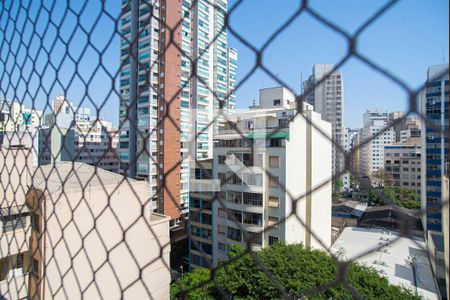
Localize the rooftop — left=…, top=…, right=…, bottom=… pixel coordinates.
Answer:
left=332, top=227, right=439, bottom=300
left=32, top=162, right=134, bottom=194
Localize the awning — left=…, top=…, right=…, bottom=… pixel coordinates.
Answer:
left=247, top=131, right=289, bottom=140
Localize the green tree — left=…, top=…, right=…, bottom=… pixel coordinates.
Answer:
left=170, top=268, right=216, bottom=299
left=382, top=187, right=420, bottom=210
left=171, top=244, right=421, bottom=299
left=333, top=178, right=344, bottom=194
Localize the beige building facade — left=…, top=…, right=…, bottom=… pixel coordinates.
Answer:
left=384, top=144, right=422, bottom=197
left=0, top=146, right=33, bottom=299
left=27, top=162, right=170, bottom=299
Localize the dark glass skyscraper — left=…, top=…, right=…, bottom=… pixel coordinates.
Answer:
left=421, top=64, right=449, bottom=232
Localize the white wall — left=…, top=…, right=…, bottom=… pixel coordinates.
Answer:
left=259, top=87, right=295, bottom=109
left=307, top=110, right=332, bottom=249
left=38, top=180, right=170, bottom=300
left=284, top=113, right=307, bottom=245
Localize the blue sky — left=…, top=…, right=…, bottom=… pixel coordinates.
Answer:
left=0, top=0, right=448, bottom=128
left=227, top=0, right=449, bottom=127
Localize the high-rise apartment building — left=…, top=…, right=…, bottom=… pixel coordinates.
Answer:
left=342, top=128, right=358, bottom=191
left=388, top=111, right=421, bottom=144
left=118, top=0, right=237, bottom=221
left=303, top=64, right=345, bottom=176
left=421, top=64, right=449, bottom=232
left=188, top=87, right=332, bottom=268
left=360, top=109, right=395, bottom=182
left=384, top=144, right=422, bottom=197
left=351, top=128, right=363, bottom=178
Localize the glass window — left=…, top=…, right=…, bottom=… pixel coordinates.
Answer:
left=269, top=236, right=279, bottom=246
left=269, top=176, right=279, bottom=188
left=218, top=208, right=227, bottom=218
left=268, top=196, right=279, bottom=208
left=243, top=212, right=262, bottom=226
left=243, top=193, right=263, bottom=206
left=218, top=242, right=226, bottom=252
left=2, top=216, right=26, bottom=232
left=218, top=155, right=226, bottom=164
left=218, top=225, right=226, bottom=234
left=227, top=227, right=241, bottom=242
left=269, top=156, right=279, bottom=168
left=268, top=216, right=279, bottom=228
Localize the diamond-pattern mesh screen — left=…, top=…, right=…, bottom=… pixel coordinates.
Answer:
left=0, top=0, right=448, bottom=299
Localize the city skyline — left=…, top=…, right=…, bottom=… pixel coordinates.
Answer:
left=0, top=1, right=448, bottom=299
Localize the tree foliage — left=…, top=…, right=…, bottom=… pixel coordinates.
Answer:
left=333, top=178, right=344, bottom=193
left=171, top=243, right=421, bottom=299
left=382, top=187, right=420, bottom=209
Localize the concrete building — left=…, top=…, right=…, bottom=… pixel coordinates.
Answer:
left=44, top=96, right=91, bottom=128
left=27, top=162, right=170, bottom=299
left=189, top=159, right=216, bottom=269
left=427, top=231, right=447, bottom=299
left=443, top=175, right=449, bottom=299
left=360, top=109, right=395, bottom=182
left=118, top=0, right=237, bottom=221
left=0, top=100, right=43, bottom=132
left=0, top=146, right=33, bottom=299
left=384, top=144, right=422, bottom=197
left=39, top=121, right=119, bottom=173
left=351, top=128, right=363, bottom=178
left=421, top=63, right=449, bottom=232
left=205, top=87, right=332, bottom=267
left=332, top=227, right=439, bottom=300
left=40, top=98, right=119, bottom=173
left=0, top=100, right=43, bottom=166
left=303, top=64, right=345, bottom=176
left=342, top=128, right=358, bottom=191
left=388, top=111, right=421, bottom=144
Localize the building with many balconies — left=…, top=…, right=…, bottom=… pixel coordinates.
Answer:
left=196, top=87, right=332, bottom=268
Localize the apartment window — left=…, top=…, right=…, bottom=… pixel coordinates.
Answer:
left=248, top=232, right=262, bottom=245
left=269, top=156, right=279, bottom=168
left=243, top=173, right=263, bottom=186
left=31, top=258, right=39, bottom=275
left=268, top=216, right=279, bottom=228
left=243, top=212, right=262, bottom=226
left=2, top=216, right=26, bottom=232
left=218, top=155, right=226, bottom=164
left=218, top=242, right=226, bottom=252
left=268, top=196, right=279, bottom=208
left=12, top=254, right=22, bottom=269
left=273, top=99, right=281, bottom=106
left=218, top=208, right=227, bottom=218
left=228, top=209, right=242, bottom=223
left=269, top=176, right=279, bottom=188
left=218, top=225, right=226, bottom=235
left=227, top=227, right=241, bottom=242
left=218, top=172, right=227, bottom=184
left=228, top=191, right=242, bottom=204
left=243, top=193, right=263, bottom=206
left=269, top=236, right=279, bottom=246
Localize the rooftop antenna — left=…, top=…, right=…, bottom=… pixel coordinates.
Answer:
left=442, top=48, right=446, bottom=63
